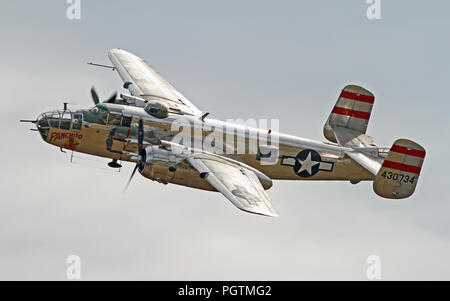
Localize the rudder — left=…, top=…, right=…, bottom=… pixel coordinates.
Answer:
left=324, top=85, right=375, bottom=145
left=373, top=139, right=426, bottom=199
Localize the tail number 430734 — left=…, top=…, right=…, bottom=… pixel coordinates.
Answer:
left=381, top=171, right=415, bottom=184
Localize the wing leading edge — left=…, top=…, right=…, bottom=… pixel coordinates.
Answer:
left=108, top=48, right=203, bottom=116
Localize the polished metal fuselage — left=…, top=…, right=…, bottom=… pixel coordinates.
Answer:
left=38, top=103, right=376, bottom=191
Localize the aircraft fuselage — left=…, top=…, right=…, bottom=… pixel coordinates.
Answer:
left=36, top=102, right=378, bottom=191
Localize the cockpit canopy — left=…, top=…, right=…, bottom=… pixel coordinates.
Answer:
left=37, top=110, right=83, bottom=131
left=88, top=105, right=132, bottom=126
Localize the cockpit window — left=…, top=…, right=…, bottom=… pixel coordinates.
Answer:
left=108, top=113, right=121, bottom=126
left=60, top=112, right=71, bottom=130
left=47, top=111, right=60, bottom=128
left=73, top=113, right=83, bottom=130
left=99, top=111, right=108, bottom=124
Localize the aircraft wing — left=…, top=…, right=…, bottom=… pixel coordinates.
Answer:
left=187, top=156, right=278, bottom=217
left=108, top=48, right=203, bottom=116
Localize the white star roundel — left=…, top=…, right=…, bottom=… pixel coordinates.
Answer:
left=280, top=149, right=334, bottom=178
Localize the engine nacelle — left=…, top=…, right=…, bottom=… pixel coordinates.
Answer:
left=138, top=145, right=186, bottom=184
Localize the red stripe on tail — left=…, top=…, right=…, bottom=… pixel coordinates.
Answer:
left=340, top=90, right=375, bottom=104
left=390, top=145, right=426, bottom=158
left=332, top=107, right=371, bottom=120
left=382, top=160, right=421, bottom=174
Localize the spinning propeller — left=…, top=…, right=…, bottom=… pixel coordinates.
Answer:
left=124, top=117, right=145, bottom=191
left=90, top=86, right=118, bottom=105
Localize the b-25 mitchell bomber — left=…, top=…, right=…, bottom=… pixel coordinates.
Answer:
left=21, top=49, right=426, bottom=217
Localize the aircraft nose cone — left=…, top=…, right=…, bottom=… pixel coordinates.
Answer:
left=36, top=113, right=50, bottom=140
left=36, top=113, right=49, bottom=128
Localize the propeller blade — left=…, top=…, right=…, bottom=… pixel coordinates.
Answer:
left=104, top=91, right=117, bottom=103
left=138, top=117, right=144, bottom=151
left=124, top=164, right=139, bottom=192
left=90, top=87, right=100, bottom=104
left=124, top=117, right=145, bottom=192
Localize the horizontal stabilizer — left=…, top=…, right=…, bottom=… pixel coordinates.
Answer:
left=345, top=151, right=382, bottom=176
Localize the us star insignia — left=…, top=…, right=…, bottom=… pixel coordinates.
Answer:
left=281, top=149, right=334, bottom=177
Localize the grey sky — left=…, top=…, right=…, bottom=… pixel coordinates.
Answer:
left=1, top=0, right=449, bottom=280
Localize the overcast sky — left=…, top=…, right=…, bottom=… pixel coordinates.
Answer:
left=1, top=0, right=449, bottom=280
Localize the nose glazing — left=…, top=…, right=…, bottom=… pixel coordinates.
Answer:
left=36, top=113, right=49, bottom=128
